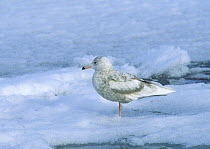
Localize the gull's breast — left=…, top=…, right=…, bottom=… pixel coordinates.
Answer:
left=92, top=71, right=128, bottom=103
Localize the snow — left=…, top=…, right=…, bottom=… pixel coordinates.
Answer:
left=73, top=47, right=191, bottom=79
left=0, top=0, right=210, bottom=148
left=135, top=46, right=191, bottom=78
left=0, top=0, right=210, bottom=77
left=0, top=68, right=92, bottom=97
left=0, top=68, right=210, bottom=149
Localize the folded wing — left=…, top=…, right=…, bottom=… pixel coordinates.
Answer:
left=108, top=71, right=175, bottom=100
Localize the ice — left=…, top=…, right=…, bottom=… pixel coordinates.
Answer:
left=0, top=68, right=209, bottom=149
left=0, top=0, right=210, bottom=148
left=0, top=68, right=92, bottom=97
left=73, top=55, right=97, bottom=67
left=0, top=0, right=210, bottom=77
left=74, top=47, right=191, bottom=79
left=135, top=46, right=191, bottom=78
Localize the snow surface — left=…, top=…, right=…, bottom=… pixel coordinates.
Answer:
left=0, top=0, right=210, bottom=77
left=0, top=0, right=210, bottom=149
left=0, top=67, right=210, bottom=149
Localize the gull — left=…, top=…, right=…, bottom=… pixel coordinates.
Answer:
left=82, top=56, right=175, bottom=116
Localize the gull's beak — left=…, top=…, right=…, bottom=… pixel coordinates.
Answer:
left=82, top=65, right=92, bottom=70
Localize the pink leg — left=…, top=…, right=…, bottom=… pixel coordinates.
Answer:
left=119, top=102, right=122, bottom=116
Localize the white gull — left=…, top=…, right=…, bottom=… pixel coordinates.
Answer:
left=82, top=56, right=175, bottom=116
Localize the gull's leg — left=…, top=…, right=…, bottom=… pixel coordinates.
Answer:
left=119, top=102, right=122, bottom=116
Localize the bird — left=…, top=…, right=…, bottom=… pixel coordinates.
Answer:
left=82, top=56, right=175, bottom=116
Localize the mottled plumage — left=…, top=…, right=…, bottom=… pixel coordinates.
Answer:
left=82, top=56, right=175, bottom=116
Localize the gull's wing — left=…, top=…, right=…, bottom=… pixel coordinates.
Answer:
left=108, top=71, right=144, bottom=94
left=108, top=71, right=174, bottom=100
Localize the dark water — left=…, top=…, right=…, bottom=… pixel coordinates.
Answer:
left=153, top=61, right=210, bottom=85
left=55, top=143, right=210, bottom=149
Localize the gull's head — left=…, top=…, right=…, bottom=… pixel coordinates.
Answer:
left=82, top=56, right=113, bottom=71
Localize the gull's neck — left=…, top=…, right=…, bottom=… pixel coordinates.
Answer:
left=95, top=68, right=113, bottom=73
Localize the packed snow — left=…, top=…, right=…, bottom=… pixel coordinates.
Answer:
left=0, top=0, right=210, bottom=149
left=0, top=67, right=210, bottom=149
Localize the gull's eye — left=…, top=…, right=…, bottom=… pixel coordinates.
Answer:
left=94, top=61, right=97, bottom=64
